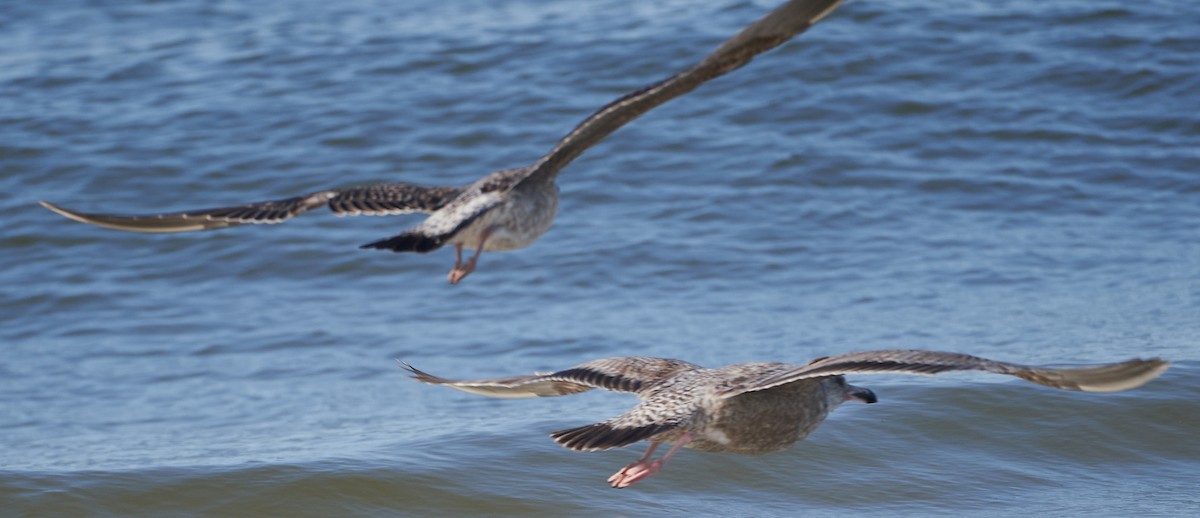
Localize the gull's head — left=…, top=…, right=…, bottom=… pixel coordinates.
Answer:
left=846, top=383, right=877, bottom=404
left=824, top=375, right=878, bottom=406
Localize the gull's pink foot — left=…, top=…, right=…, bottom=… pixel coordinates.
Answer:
left=608, top=460, right=663, bottom=488
left=605, top=433, right=691, bottom=489
left=447, top=232, right=490, bottom=285
left=448, top=262, right=475, bottom=284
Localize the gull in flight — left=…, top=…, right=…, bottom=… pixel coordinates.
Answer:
left=403, top=350, right=1170, bottom=488
left=40, top=0, right=846, bottom=284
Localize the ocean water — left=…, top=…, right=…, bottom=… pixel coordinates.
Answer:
left=2, top=0, right=1198, bottom=515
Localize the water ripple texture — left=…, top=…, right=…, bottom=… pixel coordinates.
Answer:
left=2, top=0, right=1198, bottom=515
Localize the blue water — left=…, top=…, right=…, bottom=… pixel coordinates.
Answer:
left=2, top=0, right=1198, bottom=515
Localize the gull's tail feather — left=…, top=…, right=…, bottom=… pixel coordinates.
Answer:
left=360, top=233, right=443, bottom=253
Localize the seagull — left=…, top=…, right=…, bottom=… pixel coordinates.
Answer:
left=402, top=350, right=1170, bottom=488
left=39, top=0, right=846, bottom=284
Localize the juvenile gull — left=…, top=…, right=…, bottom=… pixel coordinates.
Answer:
left=39, top=0, right=845, bottom=284
left=403, top=350, right=1170, bottom=488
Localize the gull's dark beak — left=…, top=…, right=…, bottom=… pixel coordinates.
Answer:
left=847, top=385, right=877, bottom=404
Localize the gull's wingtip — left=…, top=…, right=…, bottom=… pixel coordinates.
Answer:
left=39, top=200, right=95, bottom=225
left=40, top=200, right=71, bottom=216
left=395, top=359, right=418, bottom=374
left=36, top=199, right=224, bottom=233
left=812, top=0, right=846, bottom=25
left=1069, top=356, right=1172, bottom=393
left=396, top=360, right=445, bottom=384
left=1132, top=357, right=1172, bottom=388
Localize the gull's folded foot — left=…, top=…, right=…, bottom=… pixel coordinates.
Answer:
left=605, top=433, right=691, bottom=489
left=608, top=460, right=663, bottom=489
left=447, top=263, right=475, bottom=285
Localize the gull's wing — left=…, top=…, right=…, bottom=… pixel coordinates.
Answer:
left=720, top=349, right=1171, bottom=398
left=39, top=183, right=465, bottom=234
left=401, top=356, right=702, bottom=399
left=550, top=395, right=694, bottom=452
left=516, top=0, right=844, bottom=187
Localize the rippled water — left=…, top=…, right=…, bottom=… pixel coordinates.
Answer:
left=3, top=0, right=1198, bottom=515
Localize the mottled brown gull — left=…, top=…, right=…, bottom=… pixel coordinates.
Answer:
left=39, top=0, right=845, bottom=284
left=402, top=350, right=1170, bottom=488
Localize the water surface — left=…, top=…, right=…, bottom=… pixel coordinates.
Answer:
left=2, top=0, right=1198, bottom=515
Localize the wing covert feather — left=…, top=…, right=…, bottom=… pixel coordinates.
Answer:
left=401, top=356, right=701, bottom=399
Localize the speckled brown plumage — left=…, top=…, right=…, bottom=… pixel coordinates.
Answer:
left=403, top=350, right=1170, bottom=488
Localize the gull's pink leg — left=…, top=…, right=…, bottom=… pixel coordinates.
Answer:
left=451, top=244, right=464, bottom=269
left=448, top=231, right=491, bottom=285
left=608, top=433, right=692, bottom=489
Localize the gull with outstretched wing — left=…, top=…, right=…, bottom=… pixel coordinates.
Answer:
left=41, top=0, right=845, bottom=284
left=404, top=350, right=1170, bottom=488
